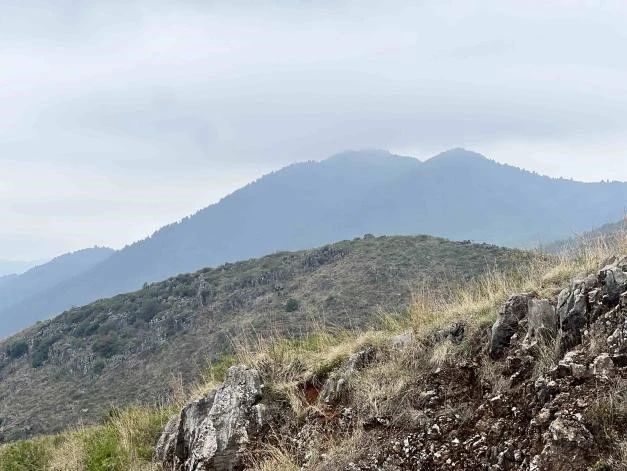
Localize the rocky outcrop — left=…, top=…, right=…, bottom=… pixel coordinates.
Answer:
left=490, top=293, right=534, bottom=358
left=491, top=257, right=627, bottom=359
left=156, top=365, right=264, bottom=471
left=348, top=258, right=627, bottom=469
left=156, top=257, right=627, bottom=470
left=523, top=298, right=557, bottom=349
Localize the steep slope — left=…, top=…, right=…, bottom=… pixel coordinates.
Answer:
left=0, top=235, right=526, bottom=441
left=156, top=249, right=627, bottom=471
left=0, top=247, right=114, bottom=338
left=2, top=148, right=627, bottom=328
left=3, top=234, right=626, bottom=470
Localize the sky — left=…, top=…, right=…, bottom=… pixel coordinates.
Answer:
left=2, top=0, right=627, bottom=261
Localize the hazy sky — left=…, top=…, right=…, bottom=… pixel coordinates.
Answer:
left=2, top=0, right=627, bottom=261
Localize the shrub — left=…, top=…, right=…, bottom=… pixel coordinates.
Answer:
left=93, top=359, right=106, bottom=375
left=6, top=340, right=28, bottom=359
left=207, top=354, right=237, bottom=383
left=74, top=319, right=99, bottom=338
left=173, top=285, right=195, bottom=297
left=31, top=335, right=61, bottom=368
left=92, top=334, right=123, bottom=359
left=83, top=426, right=124, bottom=471
left=285, top=298, right=299, bottom=312
left=136, top=298, right=160, bottom=322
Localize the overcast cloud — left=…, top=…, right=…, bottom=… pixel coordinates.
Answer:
left=2, top=0, right=627, bottom=260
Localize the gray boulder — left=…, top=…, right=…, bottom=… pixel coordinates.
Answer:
left=592, top=353, right=615, bottom=378
left=557, top=280, right=592, bottom=350
left=156, top=365, right=264, bottom=471
left=548, top=416, right=593, bottom=449
left=523, top=298, right=557, bottom=349
left=490, top=293, right=534, bottom=358
left=599, top=260, right=627, bottom=304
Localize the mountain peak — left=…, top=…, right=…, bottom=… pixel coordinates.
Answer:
left=426, top=148, right=490, bottom=165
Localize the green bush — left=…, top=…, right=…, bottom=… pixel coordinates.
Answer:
left=6, top=340, right=28, bottom=360
left=74, top=319, right=100, bottom=338
left=93, top=359, right=106, bottom=374
left=285, top=298, right=299, bottom=312
left=207, top=354, right=237, bottom=383
left=83, top=426, right=124, bottom=471
left=31, top=335, right=61, bottom=368
left=173, top=285, right=195, bottom=298
left=92, top=334, right=123, bottom=359
left=0, top=440, right=49, bottom=471
left=136, top=298, right=160, bottom=322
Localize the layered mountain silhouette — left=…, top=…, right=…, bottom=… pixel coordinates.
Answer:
left=0, top=247, right=113, bottom=337
left=0, top=260, right=40, bottom=277
left=1, top=148, right=626, bottom=337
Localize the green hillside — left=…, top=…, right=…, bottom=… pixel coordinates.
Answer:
left=0, top=235, right=526, bottom=442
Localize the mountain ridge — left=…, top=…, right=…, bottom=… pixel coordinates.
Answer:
left=0, top=247, right=114, bottom=338
left=0, top=235, right=526, bottom=441
left=1, top=148, right=626, bottom=337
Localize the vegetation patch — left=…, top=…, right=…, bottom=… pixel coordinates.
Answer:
left=0, top=440, right=49, bottom=471
left=5, top=340, right=28, bottom=360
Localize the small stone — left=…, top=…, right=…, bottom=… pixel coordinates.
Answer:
left=593, top=353, right=614, bottom=377
left=390, top=332, right=413, bottom=350
left=549, top=417, right=593, bottom=449
left=571, top=363, right=588, bottom=379
left=535, top=408, right=552, bottom=426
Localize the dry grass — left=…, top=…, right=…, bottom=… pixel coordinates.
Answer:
left=247, top=443, right=300, bottom=471
left=231, top=229, right=627, bottom=469
left=47, top=429, right=87, bottom=470
left=584, top=381, right=627, bottom=470
left=408, top=230, right=626, bottom=341
left=532, top=334, right=561, bottom=378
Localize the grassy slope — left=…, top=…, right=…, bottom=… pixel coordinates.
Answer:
left=543, top=216, right=626, bottom=254
left=0, top=235, right=525, bottom=443
left=3, top=234, right=625, bottom=470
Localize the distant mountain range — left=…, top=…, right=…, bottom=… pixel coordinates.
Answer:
left=0, top=248, right=114, bottom=337
left=0, top=260, right=42, bottom=277
left=1, top=148, right=626, bottom=337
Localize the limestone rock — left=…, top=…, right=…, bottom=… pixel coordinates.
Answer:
left=599, top=261, right=627, bottom=304
left=592, top=353, right=614, bottom=378
left=390, top=332, right=413, bottom=350
left=557, top=279, right=594, bottom=351
left=156, top=365, right=264, bottom=471
left=523, top=298, right=557, bottom=348
left=490, top=293, right=534, bottom=358
left=548, top=416, right=592, bottom=449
